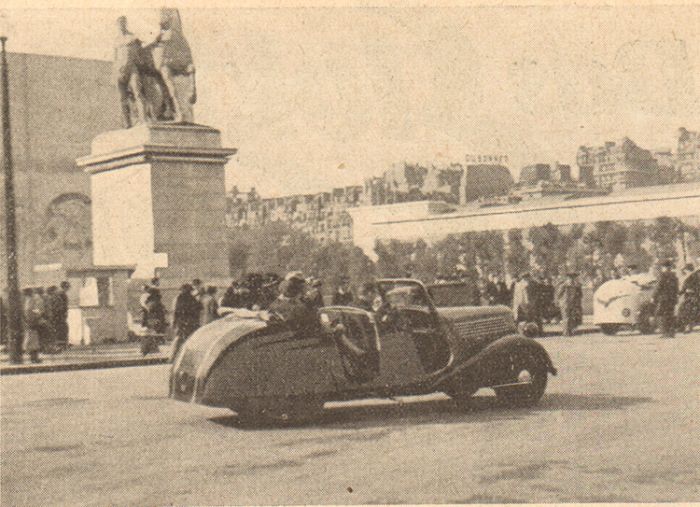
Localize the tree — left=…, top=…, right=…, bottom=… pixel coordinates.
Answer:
left=529, top=223, right=567, bottom=277
left=648, top=217, right=680, bottom=264
left=506, top=229, right=529, bottom=277
left=471, top=231, right=504, bottom=275
left=375, top=239, right=414, bottom=277
left=623, top=222, right=652, bottom=270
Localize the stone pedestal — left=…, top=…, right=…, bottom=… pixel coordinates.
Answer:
left=77, top=123, right=236, bottom=280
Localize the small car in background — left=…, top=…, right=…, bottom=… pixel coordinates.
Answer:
left=593, top=273, right=657, bottom=335
left=170, top=279, right=557, bottom=424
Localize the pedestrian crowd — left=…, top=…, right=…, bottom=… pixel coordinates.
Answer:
left=0, top=282, right=71, bottom=364
left=4, top=259, right=698, bottom=363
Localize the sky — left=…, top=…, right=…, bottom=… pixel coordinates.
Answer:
left=1, top=5, right=699, bottom=196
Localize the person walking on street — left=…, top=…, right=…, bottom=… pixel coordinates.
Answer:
left=171, top=283, right=202, bottom=361
left=529, top=273, right=545, bottom=335
left=23, top=288, right=43, bottom=363
left=557, top=272, right=583, bottom=336
left=141, top=288, right=167, bottom=355
left=653, top=260, right=679, bottom=339
left=512, top=273, right=530, bottom=323
left=33, top=287, right=51, bottom=352
left=677, top=263, right=700, bottom=333
left=495, top=275, right=511, bottom=306
left=45, top=286, right=62, bottom=351
left=56, top=281, right=71, bottom=348
left=191, top=279, right=204, bottom=301
left=200, top=286, right=219, bottom=325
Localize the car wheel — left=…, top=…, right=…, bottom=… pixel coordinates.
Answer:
left=599, top=324, right=619, bottom=336
left=493, top=351, right=548, bottom=407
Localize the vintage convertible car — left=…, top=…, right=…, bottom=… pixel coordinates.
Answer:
left=170, top=279, right=557, bottom=423
left=593, top=273, right=657, bottom=335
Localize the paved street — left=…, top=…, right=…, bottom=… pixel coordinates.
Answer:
left=1, top=331, right=698, bottom=506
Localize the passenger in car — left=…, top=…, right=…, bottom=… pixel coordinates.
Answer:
left=269, top=272, right=316, bottom=332
left=354, top=282, right=378, bottom=312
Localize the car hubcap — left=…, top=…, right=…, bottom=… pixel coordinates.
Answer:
left=517, top=370, right=532, bottom=384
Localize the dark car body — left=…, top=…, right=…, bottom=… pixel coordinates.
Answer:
left=170, top=279, right=557, bottom=423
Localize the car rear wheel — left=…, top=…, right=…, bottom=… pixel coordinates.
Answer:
left=599, top=324, right=619, bottom=336
left=493, top=352, right=548, bottom=407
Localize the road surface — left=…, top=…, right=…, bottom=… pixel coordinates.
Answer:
left=2, top=331, right=698, bottom=505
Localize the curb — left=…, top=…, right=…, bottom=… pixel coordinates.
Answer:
left=0, top=356, right=169, bottom=376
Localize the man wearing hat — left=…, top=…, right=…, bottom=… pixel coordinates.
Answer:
left=332, top=276, right=354, bottom=306
left=652, top=259, right=679, bottom=338
left=171, top=283, right=202, bottom=360
left=303, top=278, right=325, bottom=310
left=269, top=272, right=314, bottom=331
left=678, top=263, right=700, bottom=333
left=557, top=271, right=583, bottom=337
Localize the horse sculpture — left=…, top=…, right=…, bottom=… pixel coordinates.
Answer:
left=114, top=9, right=197, bottom=128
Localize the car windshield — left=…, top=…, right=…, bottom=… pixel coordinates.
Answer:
left=376, top=281, right=430, bottom=308
left=428, top=283, right=475, bottom=307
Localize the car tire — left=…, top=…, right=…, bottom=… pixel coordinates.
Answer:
left=493, top=351, right=548, bottom=407
left=599, top=324, right=619, bottom=336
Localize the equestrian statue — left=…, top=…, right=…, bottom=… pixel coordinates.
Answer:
left=114, top=8, right=197, bottom=128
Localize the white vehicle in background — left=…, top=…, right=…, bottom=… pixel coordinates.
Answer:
left=593, top=273, right=657, bottom=335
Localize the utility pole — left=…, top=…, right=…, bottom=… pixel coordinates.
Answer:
left=1, top=36, right=23, bottom=364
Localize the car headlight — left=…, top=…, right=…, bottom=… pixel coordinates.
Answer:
left=622, top=308, right=631, bottom=318
left=175, top=371, right=195, bottom=395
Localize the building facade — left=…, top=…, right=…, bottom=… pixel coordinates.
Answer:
left=577, top=138, right=660, bottom=191
left=519, top=162, right=572, bottom=185
left=227, top=185, right=361, bottom=244
left=228, top=157, right=515, bottom=241
left=0, top=52, right=120, bottom=287
left=676, top=127, right=700, bottom=182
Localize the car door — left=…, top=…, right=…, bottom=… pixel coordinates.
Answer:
left=321, top=282, right=451, bottom=395
left=371, top=283, right=451, bottom=389
left=319, top=306, right=381, bottom=391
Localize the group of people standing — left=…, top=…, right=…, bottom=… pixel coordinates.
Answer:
left=653, top=260, right=700, bottom=338
left=511, top=271, right=583, bottom=337
left=138, top=278, right=220, bottom=358
left=141, top=260, right=700, bottom=360
left=1, top=282, right=71, bottom=363
left=162, top=273, right=362, bottom=359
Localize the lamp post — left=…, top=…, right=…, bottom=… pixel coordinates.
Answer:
left=1, top=35, right=23, bottom=364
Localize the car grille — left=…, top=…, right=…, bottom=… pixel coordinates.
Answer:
left=451, top=316, right=510, bottom=341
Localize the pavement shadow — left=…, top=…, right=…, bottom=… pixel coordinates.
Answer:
left=534, top=392, right=654, bottom=411
left=209, top=391, right=654, bottom=431
left=209, top=396, right=522, bottom=431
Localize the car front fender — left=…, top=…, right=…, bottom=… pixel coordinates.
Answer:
left=436, top=334, right=557, bottom=389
